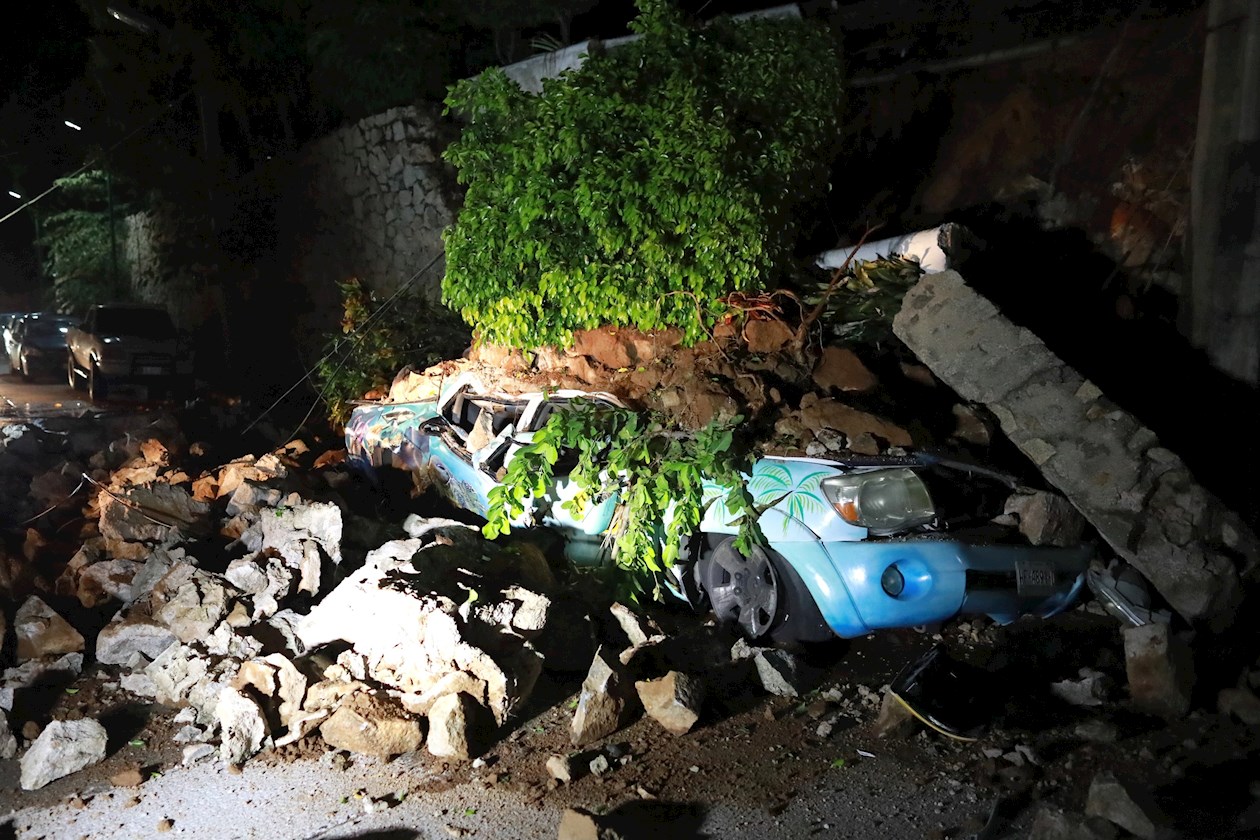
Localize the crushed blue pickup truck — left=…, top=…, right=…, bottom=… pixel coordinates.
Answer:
left=346, top=374, right=1090, bottom=644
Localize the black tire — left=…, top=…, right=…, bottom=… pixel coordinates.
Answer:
left=695, top=538, right=832, bottom=644
left=88, top=362, right=108, bottom=401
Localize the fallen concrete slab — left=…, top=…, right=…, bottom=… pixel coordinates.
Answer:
left=894, top=270, right=1256, bottom=629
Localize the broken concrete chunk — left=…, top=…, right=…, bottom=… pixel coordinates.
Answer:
left=217, top=686, right=270, bottom=765
left=894, top=270, right=1254, bottom=628
left=1084, top=772, right=1167, bottom=840
left=1003, top=489, right=1086, bottom=547
left=571, top=649, right=637, bottom=747
left=319, top=695, right=423, bottom=757
left=14, top=596, right=85, bottom=662
left=20, top=718, right=108, bottom=790
left=225, top=482, right=283, bottom=516
left=1124, top=623, right=1194, bottom=720
left=635, top=671, right=704, bottom=735
left=256, top=500, right=343, bottom=573
left=426, top=692, right=481, bottom=759
left=557, top=807, right=626, bottom=840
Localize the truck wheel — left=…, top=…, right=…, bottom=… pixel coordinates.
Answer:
left=88, top=362, right=108, bottom=401
left=67, top=354, right=84, bottom=390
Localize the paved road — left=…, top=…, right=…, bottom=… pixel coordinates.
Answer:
left=0, top=358, right=93, bottom=419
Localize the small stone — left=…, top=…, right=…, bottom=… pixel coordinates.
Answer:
left=589, top=754, right=610, bottom=777
left=1050, top=668, right=1113, bottom=707
left=558, top=808, right=615, bottom=840
left=110, top=767, right=144, bottom=788
left=874, top=690, right=917, bottom=739
left=813, top=346, right=878, bottom=393
left=570, top=649, right=636, bottom=747
left=546, top=753, right=574, bottom=784
left=22, top=721, right=41, bottom=741
left=182, top=744, right=214, bottom=765
left=157, top=818, right=174, bottom=832
left=427, top=692, right=480, bottom=760
left=320, top=695, right=423, bottom=757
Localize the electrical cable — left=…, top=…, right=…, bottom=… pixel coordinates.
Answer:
left=0, top=88, right=195, bottom=227
left=241, top=250, right=445, bottom=436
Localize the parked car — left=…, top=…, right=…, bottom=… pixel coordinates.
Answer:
left=8, top=312, right=79, bottom=380
left=66, top=303, right=193, bottom=400
left=345, top=376, right=1091, bottom=643
left=1, top=312, right=26, bottom=364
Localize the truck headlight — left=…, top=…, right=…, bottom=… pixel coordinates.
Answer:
left=821, top=469, right=936, bottom=532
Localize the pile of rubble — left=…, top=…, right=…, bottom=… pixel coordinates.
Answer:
left=2, top=414, right=830, bottom=795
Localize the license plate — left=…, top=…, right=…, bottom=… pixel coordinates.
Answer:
left=139, top=366, right=163, bottom=375
left=1016, top=560, right=1057, bottom=596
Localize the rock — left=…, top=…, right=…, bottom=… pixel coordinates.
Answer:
left=874, top=689, right=917, bottom=739
left=98, top=482, right=211, bottom=543
left=951, top=403, right=993, bottom=446
left=893, top=269, right=1254, bottom=628
left=1218, top=687, right=1260, bottom=725
left=250, top=500, right=343, bottom=591
left=1075, top=719, right=1120, bottom=743
left=225, top=482, right=283, bottom=516
left=798, top=394, right=912, bottom=450
left=110, top=767, right=144, bottom=787
left=1, top=654, right=83, bottom=711
left=1050, top=668, right=1114, bottom=707
left=74, top=559, right=144, bottom=608
left=813, top=346, right=878, bottom=393
left=1085, top=772, right=1167, bottom=839
left=609, top=602, right=658, bottom=647
left=546, top=753, right=574, bottom=784
left=320, top=694, right=423, bottom=757
left=426, top=692, right=480, bottom=759
left=147, top=563, right=236, bottom=643
left=589, top=753, right=611, bottom=776
left=1124, top=623, right=1194, bottom=719
left=743, top=319, right=794, bottom=354
left=298, top=538, right=544, bottom=725
left=0, top=709, right=16, bottom=759
left=749, top=647, right=812, bottom=698
left=571, top=649, right=636, bottom=746
left=1004, top=490, right=1086, bottom=547
left=557, top=807, right=622, bottom=840
left=96, top=613, right=177, bottom=669
left=217, top=686, right=270, bottom=764
left=635, top=671, right=704, bottom=735
left=14, top=596, right=85, bottom=661
left=20, top=718, right=108, bottom=790
left=1029, top=806, right=1119, bottom=840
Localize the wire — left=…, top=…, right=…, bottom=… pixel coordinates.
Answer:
left=15, top=474, right=87, bottom=526
left=241, top=250, right=446, bottom=436
left=0, top=88, right=195, bottom=227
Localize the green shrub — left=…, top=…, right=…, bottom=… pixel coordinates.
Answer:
left=315, top=279, right=470, bottom=427
left=442, top=0, right=844, bottom=349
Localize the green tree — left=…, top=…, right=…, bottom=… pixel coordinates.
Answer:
left=39, top=170, right=131, bottom=313
left=442, top=0, right=845, bottom=349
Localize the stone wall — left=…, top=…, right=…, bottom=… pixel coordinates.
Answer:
left=292, top=104, right=457, bottom=306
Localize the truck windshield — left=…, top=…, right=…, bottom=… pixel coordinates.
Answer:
left=95, top=308, right=176, bottom=339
